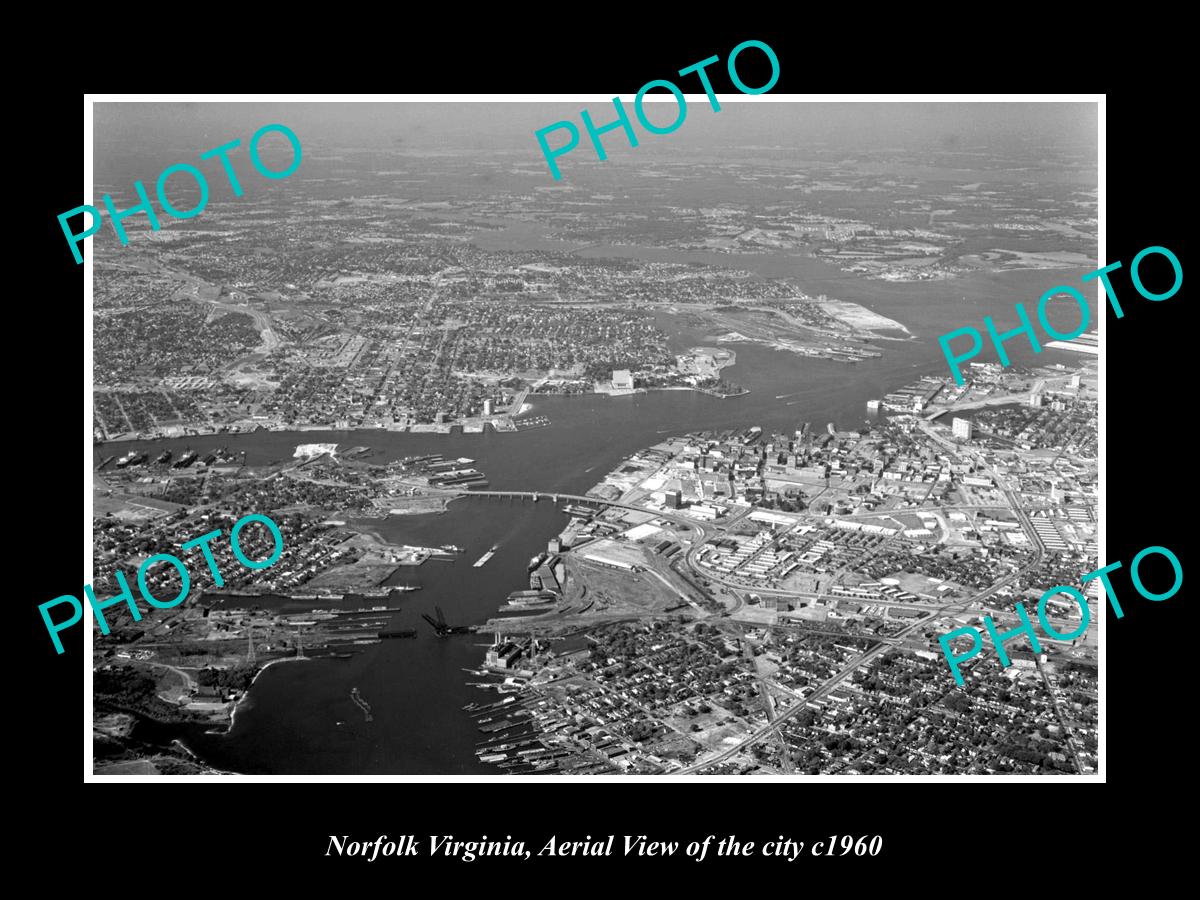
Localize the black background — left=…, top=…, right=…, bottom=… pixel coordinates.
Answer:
left=20, top=22, right=1189, bottom=883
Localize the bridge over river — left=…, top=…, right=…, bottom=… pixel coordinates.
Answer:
left=450, top=488, right=644, bottom=515
left=442, top=488, right=710, bottom=534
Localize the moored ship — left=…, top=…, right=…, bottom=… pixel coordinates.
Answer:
left=172, top=449, right=198, bottom=468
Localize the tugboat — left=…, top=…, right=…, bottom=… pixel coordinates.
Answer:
left=114, top=451, right=137, bottom=469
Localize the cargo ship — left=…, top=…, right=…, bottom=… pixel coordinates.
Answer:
left=378, top=628, right=417, bottom=639
left=155, top=449, right=172, bottom=465
left=404, top=454, right=441, bottom=466
left=357, top=587, right=404, bottom=598
left=474, top=545, right=499, bottom=568
left=429, top=470, right=487, bottom=486
left=172, top=449, right=197, bottom=468
left=426, top=457, right=476, bottom=472
left=115, top=451, right=148, bottom=468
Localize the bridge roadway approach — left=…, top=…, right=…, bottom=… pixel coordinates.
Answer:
left=443, top=488, right=703, bottom=531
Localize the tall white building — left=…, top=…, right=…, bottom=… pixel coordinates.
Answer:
left=952, top=417, right=973, bottom=440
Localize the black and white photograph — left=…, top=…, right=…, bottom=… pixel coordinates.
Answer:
left=79, top=96, right=1109, bottom=779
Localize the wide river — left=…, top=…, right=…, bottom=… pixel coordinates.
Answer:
left=105, top=237, right=1092, bottom=773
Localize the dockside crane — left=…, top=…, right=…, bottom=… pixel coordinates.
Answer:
left=421, top=606, right=469, bottom=636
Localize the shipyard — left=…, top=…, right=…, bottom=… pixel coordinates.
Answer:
left=87, top=99, right=1102, bottom=781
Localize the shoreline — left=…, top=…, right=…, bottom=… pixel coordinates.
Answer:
left=93, top=382, right=748, bottom=447
left=95, top=415, right=531, bottom=445
left=213, top=656, right=313, bottom=737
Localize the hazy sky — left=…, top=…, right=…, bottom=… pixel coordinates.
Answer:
left=95, top=101, right=1097, bottom=161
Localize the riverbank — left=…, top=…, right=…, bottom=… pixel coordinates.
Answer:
left=218, top=656, right=313, bottom=736
left=97, top=416, right=528, bottom=445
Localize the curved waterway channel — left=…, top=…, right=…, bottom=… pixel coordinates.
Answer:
left=101, top=259, right=1087, bottom=774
